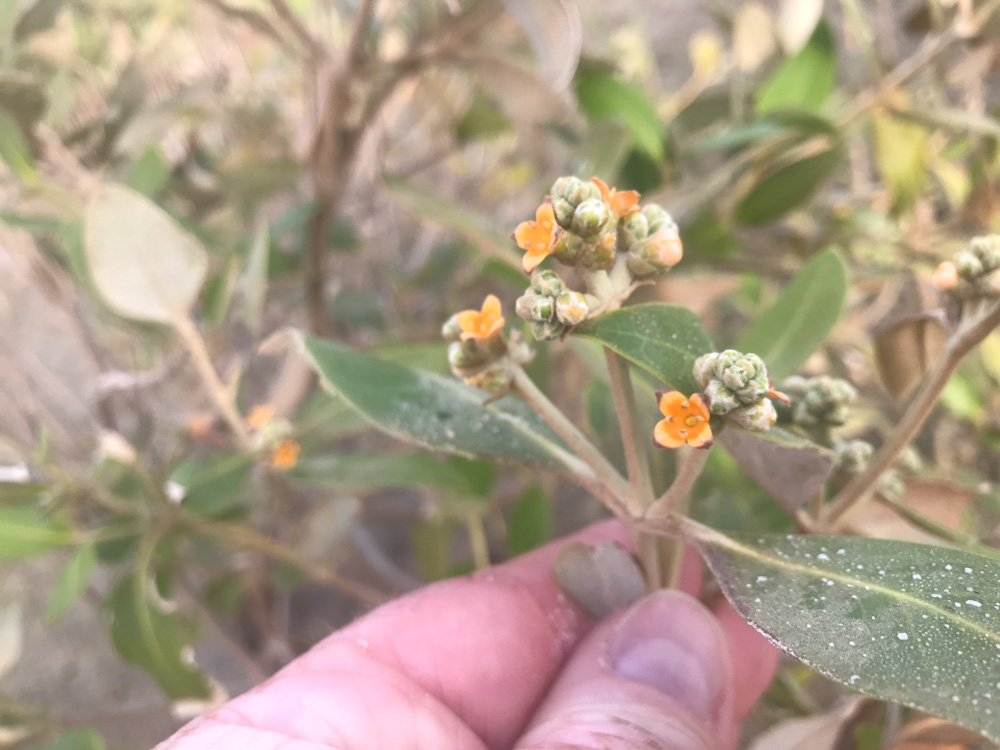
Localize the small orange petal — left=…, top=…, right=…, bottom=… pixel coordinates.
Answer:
left=687, top=424, right=714, bottom=449
left=932, top=261, right=959, bottom=290
left=484, top=316, right=505, bottom=339
left=689, top=393, right=711, bottom=419
left=455, top=310, right=481, bottom=335
left=611, top=190, right=641, bottom=216
left=522, top=248, right=548, bottom=273
left=590, top=176, right=611, bottom=203
left=657, top=390, right=686, bottom=416
left=514, top=221, right=535, bottom=251
left=270, top=440, right=301, bottom=470
left=481, top=294, right=502, bottom=320
left=536, top=202, right=555, bottom=224
left=247, top=405, right=275, bottom=429
left=654, top=419, right=686, bottom=448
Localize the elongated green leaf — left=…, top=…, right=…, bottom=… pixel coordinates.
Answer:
left=109, top=571, right=212, bottom=701
left=0, top=106, right=37, bottom=183
left=696, top=529, right=1000, bottom=742
left=170, top=453, right=253, bottom=518
left=575, top=67, right=664, bottom=161
left=756, top=21, right=836, bottom=115
left=734, top=145, right=844, bottom=225
left=0, top=506, right=73, bottom=557
left=736, top=248, right=848, bottom=379
left=46, top=544, right=98, bottom=623
left=293, top=452, right=480, bottom=495
left=299, top=335, right=575, bottom=470
left=382, top=174, right=520, bottom=271
left=719, top=426, right=835, bottom=512
left=85, top=185, right=209, bottom=323
left=574, top=304, right=713, bottom=393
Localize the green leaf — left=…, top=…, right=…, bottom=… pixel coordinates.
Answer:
left=873, top=111, right=928, bottom=213
left=734, top=145, right=844, bottom=225
left=506, top=485, right=552, bottom=556
left=756, top=20, right=836, bottom=115
left=41, top=729, right=105, bottom=750
left=574, top=304, right=714, bottom=393
left=299, top=335, right=575, bottom=470
left=293, top=451, right=480, bottom=494
left=109, top=571, right=212, bottom=701
left=0, top=506, right=73, bottom=557
left=382, top=174, right=520, bottom=271
left=84, top=185, right=209, bottom=324
left=695, top=528, right=1000, bottom=742
left=736, top=248, right=848, bottom=379
left=718, top=426, right=836, bottom=512
left=125, top=145, right=171, bottom=198
left=0, top=106, right=37, bottom=184
left=575, top=67, right=664, bottom=161
left=46, top=544, right=98, bottom=623
left=170, top=453, right=254, bottom=518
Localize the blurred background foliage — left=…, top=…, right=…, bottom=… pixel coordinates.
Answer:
left=1, top=0, right=1000, bottom=747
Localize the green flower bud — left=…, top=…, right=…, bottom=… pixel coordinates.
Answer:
left=705, top=380, right=740, bottom=415
left=968, top=235, right=1000, bottom=273
left=627, top=224, right=683, bottom=277
left=552, top=232, right=586, bottom=265
left=790, top=376, right=857, bottom=427
left=442, top=314, right=463, bottom=342
left=531, top=319, right=566, bottom=341
left=618, top=211, right=649, bottom=251
left=448, top=339, right=488, bottom=375
left=579, top=232, right=617, bottom=271
left=835, top=439, right=873, bottom=475
left=727, top=399, right=777, bottom=432
left=555, top=291, right=589, bottom=326
left=955, top=249, right=984, bottom=279
left=463, top=360, right=513, bottom=396
left=693, top=352, right=719, bottom=391
left=713, top=350, right=768, bottom=404
left=642, top=205, right=674, bottom=234
left=530, top=268, right=565, bottom=297
left=571, top=198, right=611, bottom=238
left=515, top=292, right=554, bottom=322
left=551, top=176, right=601, bottom=230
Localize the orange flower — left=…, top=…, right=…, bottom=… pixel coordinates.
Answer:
left=270, top=439, right=301, bottom=470
left=932, top=261, right=959, bottom=291
left=515, top=202, right=560, bottom=273
left=247, top=405, right=275, bottom=430
left=653, top=391, right=713, bottom=449
left=456, top=294, right=505, bottom=341
left=592, top=177, right=640, bottom=218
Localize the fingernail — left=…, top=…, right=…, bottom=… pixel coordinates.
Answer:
left=609, top=590, right=730, bottom=723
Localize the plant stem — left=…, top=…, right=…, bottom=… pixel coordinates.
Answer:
left=824, top=301, right=1000, bottom=527
left=875, top=492, right=1000, bottom=561
left=191, top=517, right=385, bottom=607
left=647, top=446, right=711, bottom=520
left=465, top=513, right=491, bottom=570
left=511, top=368, right=631, bottom=514
left=171, top=312, right=251, bottom=448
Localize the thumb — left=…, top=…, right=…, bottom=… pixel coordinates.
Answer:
left=515, top=590, right=739, bottom=750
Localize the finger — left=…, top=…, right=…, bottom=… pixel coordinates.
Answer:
left=714, top=599, right=780, bottom=720
left=516, top=590, right=756, bottom=750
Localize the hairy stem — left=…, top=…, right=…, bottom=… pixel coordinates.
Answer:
left=171, top=313, right=251, bottom=448
left=465, top=513, right=491, bottom=570
left=647, top=446, right=711, bottom=520
left=511, top=368, right=631, bottom=514
left=825, top=302, right=1000, bottom=526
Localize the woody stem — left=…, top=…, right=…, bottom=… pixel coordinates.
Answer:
left=511, top=368, right=631, bottom=514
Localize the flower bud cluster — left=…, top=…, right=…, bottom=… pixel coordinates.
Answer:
left=932, top=235, right=1000, bottom=297
left=514, top=269, right=592, bottom=341
left=781, top=376, right=857, bottom=428
left=693, top=350, right=777, bottom=432
left=548, top=177, right=617, bottom=271
left=442, top=300, right=532, bottom=396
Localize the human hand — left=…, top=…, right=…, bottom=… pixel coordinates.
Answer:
left=156, top=520, right=777, bottom=750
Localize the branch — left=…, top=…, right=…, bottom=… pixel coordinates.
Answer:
left=267, top=0, right=325, bottom=58
left=824, top=301, right=1000, bottom=526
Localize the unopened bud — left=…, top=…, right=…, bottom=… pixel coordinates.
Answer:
left=555, top=291, right=589, bottom=326
left=552, top=232, right=586, bottom=265
left=705, top=381, right=740, bottom=415
left=836, top=439, right=873, bottom=475
left=642, top=205, right=673, bottom=234
left=530, top=268, right=565, bottom=297
left=969, top=235, right=1000, bottom=273
left=531, top=319, right=565, bottom=341
left=551, top=176, right=601, bottom=230
left=618, top=211, right=649, bottom=250
left=627, top=225, right=683, bottom=276
left=448, top=340, right=488, bottom=373
left=571, top=198, right=610, bottom=238
left=442, top=314, right=463, bottom=342
left=580, top=232, right=617, bottom=271
left=727, top=399, right=777, bottom=432
left=955, top=249, right=984, bottom=278
left=515, top=292, right=555, bottom=322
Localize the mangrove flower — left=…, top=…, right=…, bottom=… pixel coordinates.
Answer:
left=455, top=294, right=505, bottom=341
left=270, top=439, right=301, bottom=470
left=592, top=176, right=640, bottom=219
left=515, top=203, right=560, bottom=273
left=653, top=390, right=713, bottom=449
